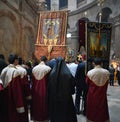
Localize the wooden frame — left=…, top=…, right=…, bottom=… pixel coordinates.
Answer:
left=86, top=22, right=112, bottom=71
left=35, top=11, right=68, bottom=60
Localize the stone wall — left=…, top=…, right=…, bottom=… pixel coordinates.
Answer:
left=0, top=0, right=38, bottom=62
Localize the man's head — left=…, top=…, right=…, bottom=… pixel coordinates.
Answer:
left=110, top=64, right=113, bottom=67
left=25, top=61, right=32, bottom=68
left=82, top=54, right=86, bottom=61
left=0, top=54, right=5, bottom=60
left=8, top=54, right=18, bottom=65
left=93, top=57, right=102, bottom=65
left=40, top=56, right=48, bottom=63
left=18, top=57, right=23, bottom=65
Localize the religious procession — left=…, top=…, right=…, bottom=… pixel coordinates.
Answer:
left=0, top=0, right=120, bottom=122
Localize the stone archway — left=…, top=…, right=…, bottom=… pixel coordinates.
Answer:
left=0, top=10, right=19, bottom=60
left=96, top=7, right=112, bottom=22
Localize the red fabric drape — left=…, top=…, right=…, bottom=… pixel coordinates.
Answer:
left=78, top=20, right=86, bottom=52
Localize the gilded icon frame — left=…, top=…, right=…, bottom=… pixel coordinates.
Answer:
left=86, top=22, right=112, bottom=71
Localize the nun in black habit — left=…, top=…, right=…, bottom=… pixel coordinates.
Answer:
left=47, top=57, right=77, bottom=122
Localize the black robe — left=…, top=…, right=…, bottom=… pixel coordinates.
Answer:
left=47, top=57, right=77, bottom=122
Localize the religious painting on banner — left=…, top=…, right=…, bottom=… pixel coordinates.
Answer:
left=86, top=22, right=112, bottom=71
left=35, top=11, right=68, bottom=60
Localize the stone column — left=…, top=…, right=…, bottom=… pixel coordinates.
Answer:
left=51, top=0, right=59, bottom=11
left=68, top=0, right=77, bottom=11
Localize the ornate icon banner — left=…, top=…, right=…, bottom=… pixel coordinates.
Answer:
left=87, top=22, right=112, bottom=71
left=35, top=11, right=68, bottom=59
